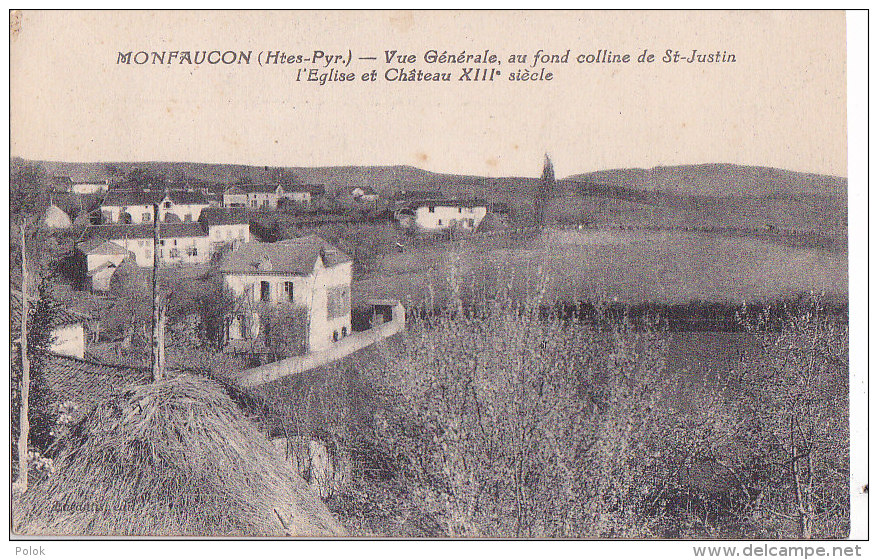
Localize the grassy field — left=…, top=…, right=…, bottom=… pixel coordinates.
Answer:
left=354, top=227, right=848, bottom=307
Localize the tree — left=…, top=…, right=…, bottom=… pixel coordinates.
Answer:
left=263, top=306, right=310, bottom=360
left=534, top=154, right=555, bottom=229
left=736, top=300, right=849, bottom=538
left=10, top=160, right=49, bottom=218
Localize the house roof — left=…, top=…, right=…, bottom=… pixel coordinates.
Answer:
left=76, top=239, right=132, bottom=256
left=217, top=235, right=351, bottom=276
left=239, top=183, right=281, bottom=194
left=404, top=198, right=488, bottom=209
left=391, top=190, right=443, bottom=201
left=40, top=353, right=151, bottom=414
left=199, top=207, right=251, bottom=226
left=71, top=177, right=109, bottom=185
left=353, top=186, right=377, bottom=195
left=223, top=186, right=247, bottom=196
left=10, top=290, right=93, bottom=332
left=85, top=222, right=208, bottom=240
left=168, top=190, right=209, bottom=205
left=286, top=184, right=326, bottom=195
left=102, top=190, right=208, bottom=207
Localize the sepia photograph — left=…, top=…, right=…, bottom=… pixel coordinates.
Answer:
left=7, top=9, right=866, bottom=544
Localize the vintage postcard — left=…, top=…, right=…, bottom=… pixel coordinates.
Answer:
left=7, top=9, right=866, bottom=546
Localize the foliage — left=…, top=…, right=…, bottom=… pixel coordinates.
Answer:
left=263, top=306, right=310, bottom=359
left=734, top=300, right=849, bottom=538
left=10, top=160, right=50, bottom=218
left=11, top=285, right=65, bottom=455
left=325, top=271, right=848, bottom=538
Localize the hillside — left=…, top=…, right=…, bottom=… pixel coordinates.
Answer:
left=33, top=160, right=846, bottom=199
left=567, top=164, right=847, bottom=198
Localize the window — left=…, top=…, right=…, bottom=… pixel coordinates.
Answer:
left=333, top=331, right=339, bottom=342
left=187, top=246, right=198, bottom=256
left=260, top=281, right=271, bottom=302
left=467, top=219, right=475, bottom=228
left=145, top=249, right=152, bottom=259
left=428, top=206, right=435, bottom=213
left=437, top=219, right=443, bottom=226
left=458, top=207, right=462, bottom=213
left=327, top=286, right=350, bottom=319
left=169, top=248, right=180, bottom=258
left=164, top=201, right=172, bottom=208
left=284, top=281, right=295, bottom=302
left=251, top=201, right=257, bottom=208
left=160, top=240, right=165, bottom=246
left=143, top=213, right=151, bottom=222
left=341, top=326, right=347, bottom=337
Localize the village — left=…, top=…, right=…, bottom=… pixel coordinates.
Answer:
left=34, top=168, right=510, bottom=365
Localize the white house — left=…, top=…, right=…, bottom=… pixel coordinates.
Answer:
left=11, top=290, right=89, bottom=359
left=199, top=207, right=251, bottom=247
left=395, top=199, right=489, bottom=231
left=222, top=186, right=249, bottom=208
left=75, top=239, right=134, bottom=292
left=217, top=235, right=353, bottom=352
left=241, top=184, right=284, bottom=209
left=101, top=190, right=209, bottom=224
left=282, top=184, right=326, bottom=206
left=84, top=223, right=211, bottom=267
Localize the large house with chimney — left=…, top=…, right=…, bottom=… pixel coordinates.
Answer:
left=216, top=235, right=352, bottom=352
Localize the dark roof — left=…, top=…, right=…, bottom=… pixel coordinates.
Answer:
left=50, top=176, right=74, bottom=188
left=286, top=184, right=326, bottom=195
left=76, top=239, right=132, bottom=256
left=42, top=353, right=151, bottom=414
left=85, top=222, right=208, bottom=240
left=391, top=190, right=442, bottom=201
left=404, top=198, right=488, bottom=209
left=168, top=190, right=209, bottom=205
left=239, top=183, right=281, bottom=194
left=10, top=290, right=93, bottom=332
left=223, top=186, right=247, bottom=196
left=71, top=177, right=109, bottom=185
left=102, top=190, right=167, bottom=206
left=199, top=207, right=251, bottom=226
left=101, top=190, right=208, bottom=207
left=217, top=235, right=351, bottom=276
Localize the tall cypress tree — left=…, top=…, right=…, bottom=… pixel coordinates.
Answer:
left=534, top=153, right=555, bottom=228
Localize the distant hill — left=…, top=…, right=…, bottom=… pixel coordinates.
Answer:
left=32, top=160, right=846, bottom=199
left=566, top=164, right=847, bottom=198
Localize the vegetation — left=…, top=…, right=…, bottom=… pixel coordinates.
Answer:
left=312, top=283, right=849, bottom=538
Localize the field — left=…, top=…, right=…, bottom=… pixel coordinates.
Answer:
left=354, top=227, right=848, bottom=308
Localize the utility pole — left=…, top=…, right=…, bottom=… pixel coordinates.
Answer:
left=15, top=224, right=30, bottom=492
left=151, top=203, right=165, bottom=382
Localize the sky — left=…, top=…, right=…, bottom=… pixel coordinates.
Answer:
left=10, top=10, right=848, bottom=178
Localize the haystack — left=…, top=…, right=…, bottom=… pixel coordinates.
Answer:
left=13, top=374, right=343, bottom=537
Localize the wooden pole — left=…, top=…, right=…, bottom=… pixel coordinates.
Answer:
left=15, top=224, right=30, bottom=492
left=151, top=203, right=164, bottom=381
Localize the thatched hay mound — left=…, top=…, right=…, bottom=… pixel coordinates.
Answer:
left=13, top=374, right=343, bottom=536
